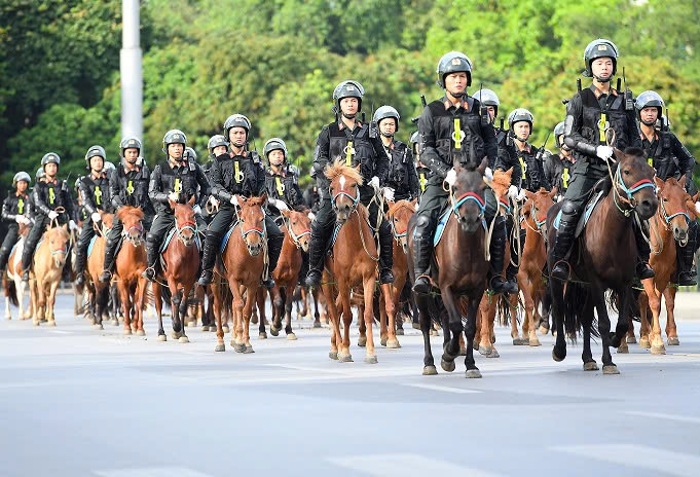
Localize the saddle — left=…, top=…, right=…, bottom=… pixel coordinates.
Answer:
left=159, top=227, right=202, bottom=270
left=553, top=176, right=612, bottom=238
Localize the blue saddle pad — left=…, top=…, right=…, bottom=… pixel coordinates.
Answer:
left=87, top=235, right=98, bottom=258
left=553, top=190, right=605, bottom=236
left=220, top=223, right=236, bottom=253
left=160, top=226, right=202, bottom=255
left=433, top=207, right=452, bottom=247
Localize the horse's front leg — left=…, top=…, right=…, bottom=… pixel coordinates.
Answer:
left=242, top=284, right=258, bottom=353
left=152, top=283, right=166, bottom=341
left=338, top=281, right=354, bottom=362
left=170, top=286, right=183, bottom=340
left=415, top=293, right=437, bottom=375
left=464, top=293, right=484, bottom=378
left=664, top=287, right=679, bottom=346
left=270, top=286, right=284, bottom=337
left=321, top=280, right=340, bottom=360
left=178, top=285, right=191, bottom=343
left=256, top=288, right=267, bottom=339
left=381, top=283, right=399, bottom=348
left=282, top=287, right=296, bottom=340
left=641, top=278, right=665, bottom=354
left=592, top=288, right=618, bottom=374
left=581, top=298, right=598, bottom=371
left=439, top=286, right=463, bottom=373
left=229, top=281, right=246, bottom=353
left=46, top=279, right=59, bottom=326
left=550, top=278, right=567, bottom=362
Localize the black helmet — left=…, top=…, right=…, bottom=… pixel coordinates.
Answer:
left=184, top=147, right=198, bottom=163
left=207, top=134, right=228, bottom=153
left=41, top=152, right=61, bottom=167
left=35, top=167, right=45, bottom=181
left=554, top=121, right=566, bottom=148
left=84, top=145, right=107, bottom=169
left=472, top=88, right=500, bottom=116
left=373, top=105, right=401, bottom=132
left=583, top=38, right=619, bottom=78
left=103, top=162, right=115, bottom=174
left=332, top=80, right=364, bottom=111
left=120, top=137, right=142, bottom=157
left=223, top=114, right=252, bottom=141
left=436, top=51, right=473, bottom=88
left=12, top=171, right=31, bottom=187
left=507, top=108, right=534, bottom=130
left=635, top=90, right=664, bottom=124
left=263, top=138, right=288, bottom=160
left=162, top=129, right=187, bottom=153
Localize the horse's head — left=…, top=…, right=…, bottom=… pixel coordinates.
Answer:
left=117, top=206, right=145, bottom=247
left=524, top=187, right=557, bottom=233
left=281, top=208, right=311, bottom=252
left=655, top=176, right=693, bottom=246
left=326, top=161, right=362, bottom=222
left=100, top=212, right=115, bottom=233
left=449, top=158, right=489, bottom=233
left=238, top=194, right=266, bottom=256
left=387, top=200, right=416, bottom=254
left=47, top=224, right=71, bottom=269
left=613, top=148, right=658, bottom=220
left=170, top=197, right=198, bottom=247
left=488, top=166, right=514, bottom=216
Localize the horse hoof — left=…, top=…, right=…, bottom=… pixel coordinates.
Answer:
left=422, top=365, right=438, bottom=375
left=338, top=354, right=353, bottom=363
left=583, top=361, right=599, bottom=371
left=313, top=321, right=322, bottom=329
left=171, top=332, right=181, bottom=340
left=529, top=338, right=541, bottom=347
left=617, top=345, right=629, bottom=354
left=178, top=336, right=189, bottom=343
left=639, top=337, right=651, bottom=349
left=259, top=332, right=267, bottom=340
left=158, top=334, right=167, bottom=342
left=412, top=322, right=421, bottom=330
left=626, top=335, right=637, bottom=344
left=513, top=337, right=528, bottom=346
left=387, top=338, right=401, bottom=349
left=357, top=336, right=367, bottom=347
left=201, top=325, right=210, bottom=332
left=123, top=329, right=132, bottom=335
left=92, top=323, right=103, bottom=330
left=222, top=326, right=230, bottom=333
left=251, top=315, right=258, bottom=325
left=364, top=355, right=378, bottom=364
left=233, top=343, right=246, bottom=353
left=552, top=349, right=566, bottom=362
left=430, top=329, right=440, bottom=336
left=329, top=351, right=338, bottom=360
left=651, top=345, right=666, bottom=355
left=396, top=328, right=404, bottom=336
left=137, top=330, right=145, bottom=336
left=478, top=346, right=492, bottom=357
left=243, top=345, right=254, bottom=354
left=487, top=349, right=500, bottom=359
left=465, top=369, right=482, bottom=379
left=111, top=319, right=119, bottom=327
left=441, top=358, right=455, bottom=373
left=215, top=344, right=225, bottom=352
left=667, top=337, right=680, bottom=346
left=286, top=332, right=297, bottom=341
left=602, top=364, right=620, bottom=375
left=48, top=321, right=56, bottom=327
left=538, top=325, right=550, bottom=335
left=380, top=337, right=387, bottom=347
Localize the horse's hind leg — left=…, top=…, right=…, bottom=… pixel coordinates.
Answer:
left=440, top=289, right=463, bottom=373
left=581, top=299, right=598, bottom=371
left=177, top=286, right=191, bottom=343
left=361, top=276, right=377, bottom=364
left=464, top=295, right=483, bottom=378
left=664, top=287, right=679, bottom=346
left=256, top=288, right=268, bottom=339
left=592, top=288, right=618, bottom=374
left=270, top=287, right=284, bottom=337
left=153, top=283, right=166, bottom=341
left=282, top=288, right=296, bottom=340
left=641, top=279, right=665, bottom=354
left=550, top=279, right=567, bottom=362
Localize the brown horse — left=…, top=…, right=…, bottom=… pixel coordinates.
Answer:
left=321, top=162, right=395, bottom=364
left=626, top=176, right=697, bottom=354
left=517, top=187, right=557, bottom=346
left=86, top=212, right=115, bottom=329
left=213, top=194, right=267, bottom=353
left=113, top=206, right=148, bottom=336
left=153, top=198, right=201, bottom=343
left=257, top=208, right=311, bottom=340
left=408, top=158, right=491, bottom=377
left=548, top=148, right=658, bottom=374
left=31, top=224, right=72, bottom=326
left=4, top=222, right=32, bottom=321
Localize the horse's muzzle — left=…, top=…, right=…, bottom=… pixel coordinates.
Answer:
left=674, top=226, right=689, bottom=247
left=635, top=196, right=659, bottom=220
left=247, top=242, right=263, bottom=256
left=458, top=215, right=480, bottom=234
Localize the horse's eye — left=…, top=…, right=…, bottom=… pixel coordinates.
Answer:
left=623, top=169, right=630, bottom=175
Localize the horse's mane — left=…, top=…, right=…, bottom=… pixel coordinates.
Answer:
left=387, top=200, right=415, bottom=217
left=44, top=224, right=70, bottom=240
left=117, top=205, right=144, bottom=222
left=245, top=195, right=267, bottom=207
left=623, top=147, right=646, bottom=159
left=325, top=160, right=364, bottom=186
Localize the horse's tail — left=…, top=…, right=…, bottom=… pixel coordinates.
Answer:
left=563, top=282, right=599, bottom=341
left=610, top=288, right=642, bottom=323
left=496, top=293, right=520, bottom=327
left=6, top=279, right=18, bottom=307
left=160, top=283, right=173, bottom=310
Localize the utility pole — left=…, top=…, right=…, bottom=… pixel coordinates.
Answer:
left=120, top=0, right=143, bottom=143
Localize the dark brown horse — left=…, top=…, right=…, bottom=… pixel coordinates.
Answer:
left=153, top=198, right=201, bottom=343
left=113, top=206, right=148, bottom=336
left=321, top=162, right=396, bottom=364
left=548, top=148, right=658, bottom=374
left=213, top=194, right=267, bottom=353
left=408, top=158, right=491, bottom=377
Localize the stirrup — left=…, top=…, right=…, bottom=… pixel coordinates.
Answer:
left=99, top=270, right=112, bottom=283
left=142, top=266, right=156, bottom=282
left=550, top=260, right=571, bottom=281
left=412, top=274, right=434, bottom=294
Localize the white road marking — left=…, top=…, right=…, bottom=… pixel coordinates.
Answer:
left=328, top=453, right=503, bottom=477
left=404, top=383, right=481, bottom=394
left=49, top=330, right=73, bottom=334
left=625, top=410, right=700, bottom=425
left=95, top=466, right=214, bottom=477
left=553, top=444, right=700, bottom=477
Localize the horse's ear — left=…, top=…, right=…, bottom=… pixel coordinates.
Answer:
left=280, top=208, right=291, bottom=218
left=679, top=175, right=687, bottom=189
left=505, top=167, right=513, bottom=178
left=187, top=195, right=196, bottom=207
left=524, top=190, right=534, bottom=201
left=62, top=224, right=68, bottom=231
left=693, top=192, right=700, bottom=203
left=549, top=187, right=558, bottom=199
left=613, top=148, right=625, bottom=162
left=168, top=198, right=177, bottom=210
left=260, top=192, right=267, bottom=203
left=654, top=176, right=664, bottom=190
left=410, top=198, right=418, bottom=211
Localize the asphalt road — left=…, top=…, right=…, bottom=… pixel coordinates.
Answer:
left=0, top=293, right=699, bottom=477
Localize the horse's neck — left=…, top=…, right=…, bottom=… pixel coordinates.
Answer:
left=650, top=212, right=673, bottom=255
left=337, top=207, right=374, bottom=257
left=596, top=194, right=634, bottom=240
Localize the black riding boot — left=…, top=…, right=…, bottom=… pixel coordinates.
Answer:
left=677, top=223, right=697, bottom=286
left=263, top=228, right=283, bottom=289
left=378, top=223, right=395, bottom=284
left=506, top=227, right=525, bottom=287
left=633, top=219, right=655, bottom=280
left=488, top=216, right=518, bottom=294
left=550, top=205, right=578, bottom=281
left=412, top=217, right=434, bottom=295
left=305, top=221, right=333, bottom=288
left=99, top=238, right=118, bottom=283
left=74, top=250, right=87, bottom=286
left=197, top=231, right=219, bottom=286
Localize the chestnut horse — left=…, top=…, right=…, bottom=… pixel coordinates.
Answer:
left=548, top=148, right=658, bottom=374
left=321, top=162, right=396, bottom=364
left=213, top=194, right=267, bottom=353
left=153, top=198, right=201, bottom=343
left=626, top=176, right=697, bottom=354
left=4, top=222, right=32, bottom=320
left=409, top=158, right=491, bottom=377
left=113, top=206, right=148, bottom=336
left=31, top=224, right=72, bottom=326
left=517, top=187, right=557, bottom=346
left=86, top=212, right=114, bottom=329
left=256, top=208, right=311, bottom=340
